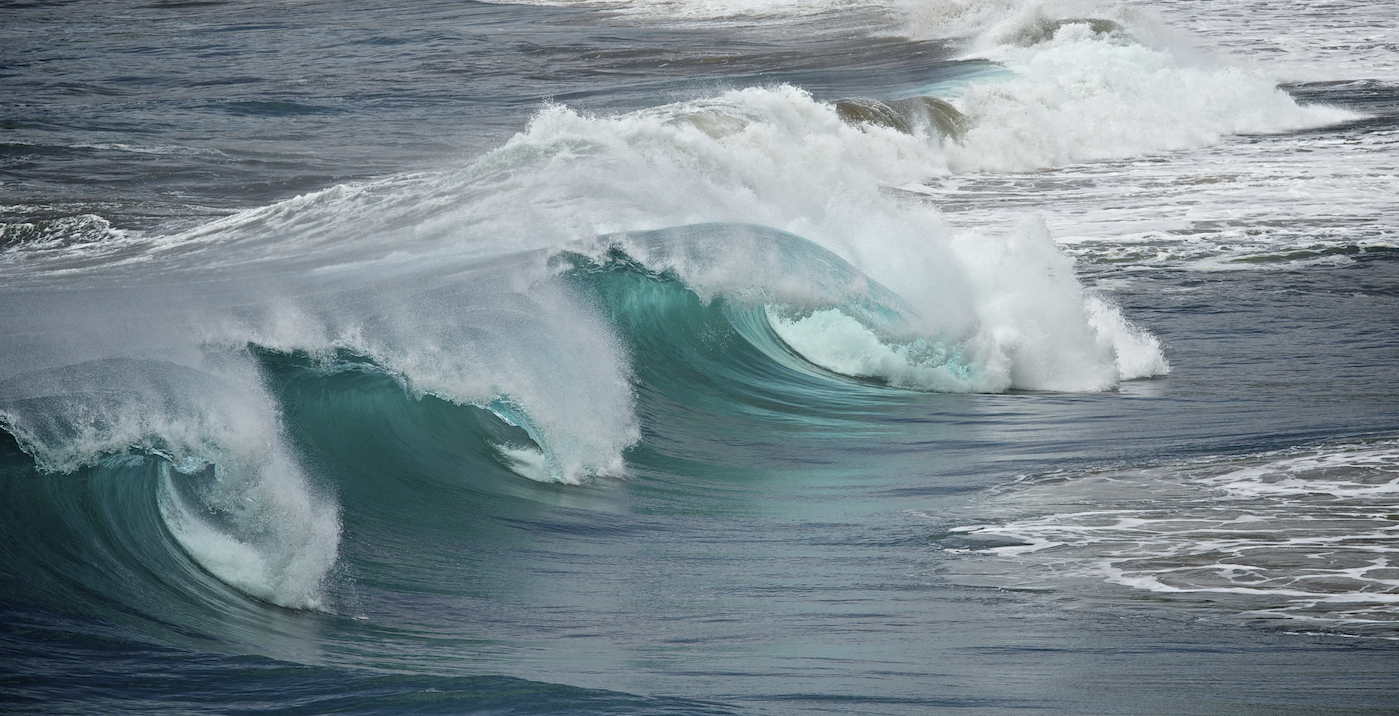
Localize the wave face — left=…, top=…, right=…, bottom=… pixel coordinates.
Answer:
left=572, top=222, right=1168, bottom=393
left=0, top=216, right=1164, bottom=610
left=3, top=0, right=1399, bottom=713
left=0, top=357, right=340, bottom=611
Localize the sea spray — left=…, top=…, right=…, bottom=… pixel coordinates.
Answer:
left=923, top=1, right=1357, bottom=168
left=0, top=356, right=340, bottom=610
left=571, top=222, right=1165, bottom=392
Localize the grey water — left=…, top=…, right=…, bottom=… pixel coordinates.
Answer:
left=3, top=1, right=1399, bottom=714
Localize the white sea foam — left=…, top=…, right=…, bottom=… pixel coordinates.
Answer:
left=0, top=214, right=139, bottom=268
left=1199, top=446, right=1399, bottom=500
left=158, top=448, right=341, bottom=611
left=0, top=357, right=341, bottom=611
left=880, top=1, right=1391, bottom=270
left=895, top=0, right=1026, bottom=39
left=943, top=9, right=1358, bottom=171
left=942, top=441, right=1399, bottom=634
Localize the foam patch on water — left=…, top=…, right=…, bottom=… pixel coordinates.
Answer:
left=0, top=214, right=140, bottom=269
left=940, top=440, right=1399, bottom=635
left=1200, top=448, right=1399, bottom=500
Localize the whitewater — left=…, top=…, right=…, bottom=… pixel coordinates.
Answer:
left=2, top=0, right=1397, bottom=714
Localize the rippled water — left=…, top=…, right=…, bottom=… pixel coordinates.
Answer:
left=3, top=1, right=1399, bottom=714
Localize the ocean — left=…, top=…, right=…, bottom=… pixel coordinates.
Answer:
left=2, top=0, right=1398, bottom=713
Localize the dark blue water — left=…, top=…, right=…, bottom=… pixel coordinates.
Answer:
left=3, top=0, right=1399, bottom=713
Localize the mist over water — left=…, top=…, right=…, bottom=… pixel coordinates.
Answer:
left=3, top=0, right=1399, bottom=713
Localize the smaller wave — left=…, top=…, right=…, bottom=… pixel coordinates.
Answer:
left=767, top=284, right=1163, bottom=392
left=554, top=235, right=874, bottom=415
left=0, top=356, right=340, bottom=611
left=0, top=440, right=336, bottom=658
left=948, top=18, right=1358, bottom=171
left=561, top=224, right=972, bottom=392
left=71, top=141, right=232, bottom=158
